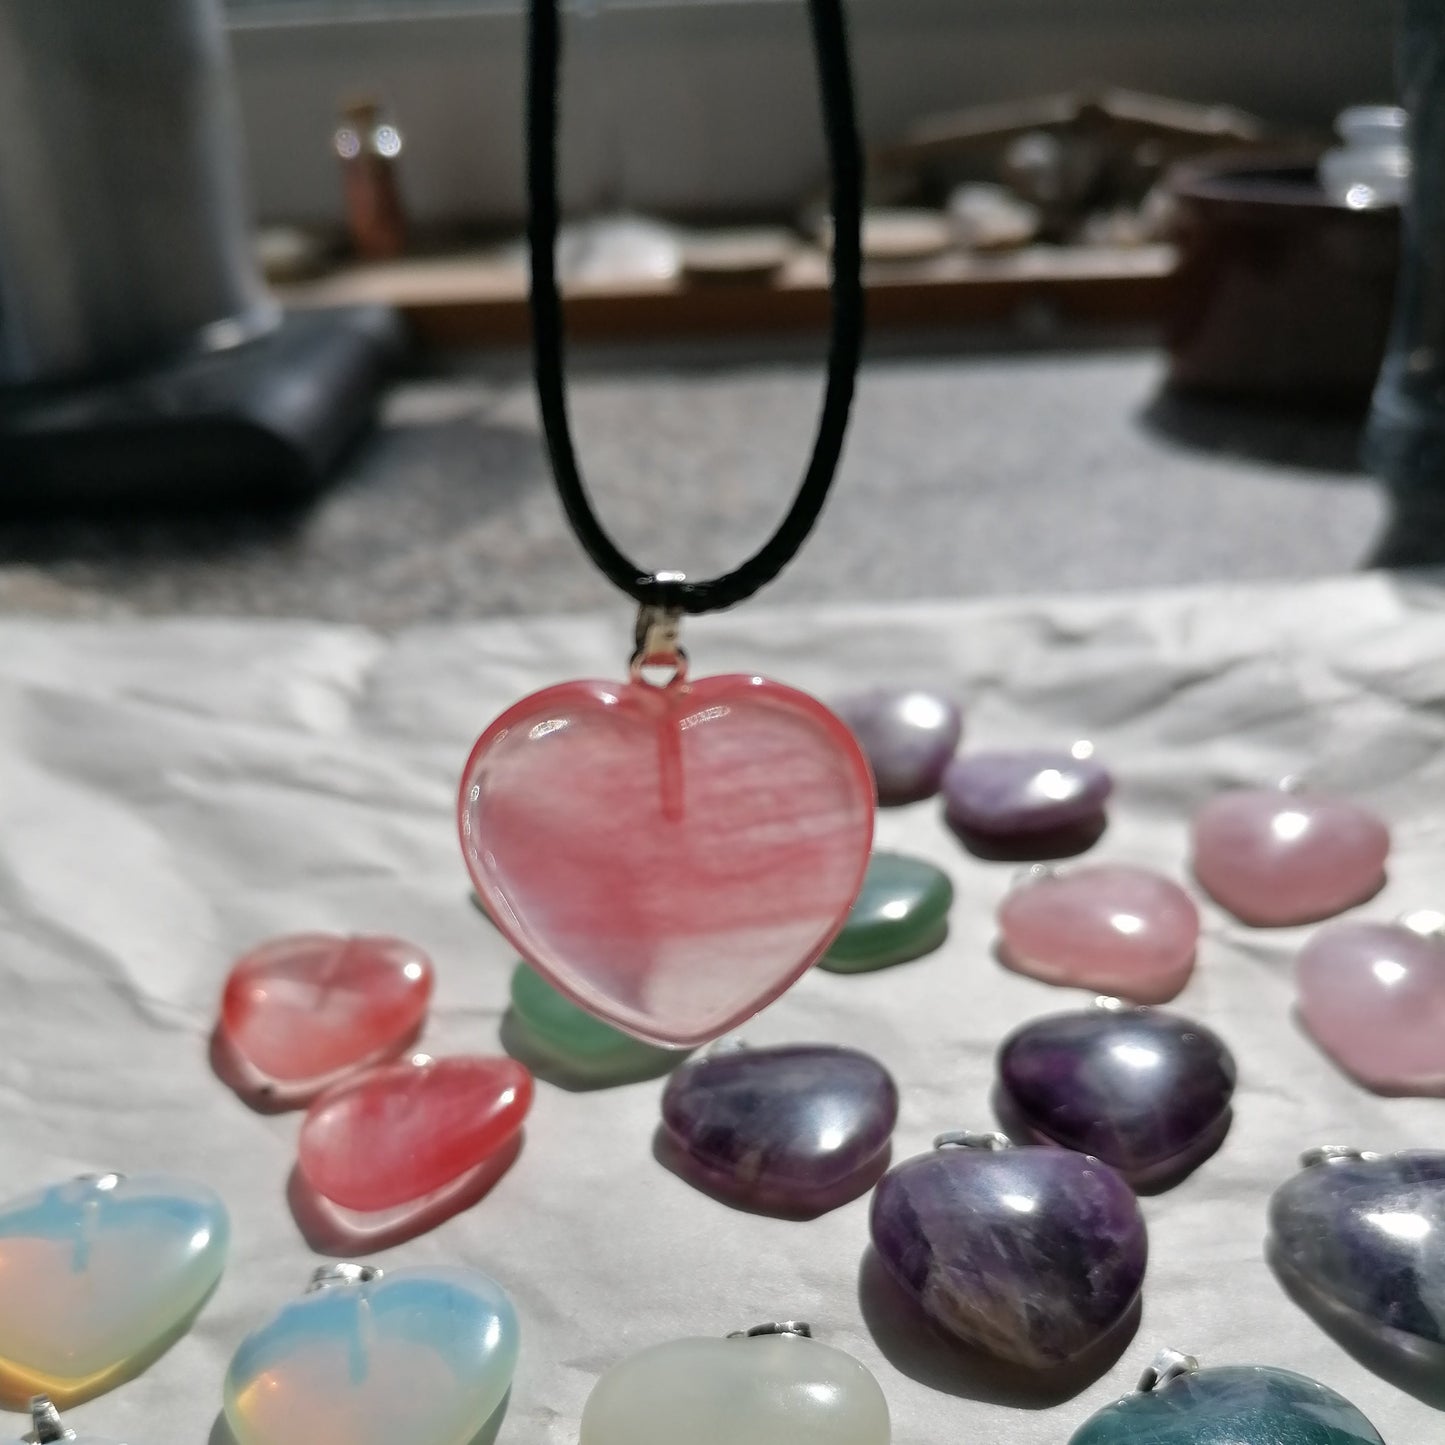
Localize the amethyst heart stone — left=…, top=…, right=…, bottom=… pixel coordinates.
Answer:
left=833, top=689, right=963, bottom=806
left=1269, top=1147, right=1445, bottom=1355
left=998, top=1006, right=1236, bottom=1186
left=869, top=1134, right=1147, bottom=1368
left=660, top=1044, right=899, bottom=1215
left=943, top=749, right=1112, bottom=855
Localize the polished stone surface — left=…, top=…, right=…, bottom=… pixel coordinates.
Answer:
left=821, top=852, right=953, bottom=972
left=1068, top=1363, right=1385, bottom=1444
left=1269, top=1150, right=1445, bottom=1349
left=998, top=1007, right=1236, bottom=1183
left=579, top=1333, right=890, bottom=1445
left=943, top=749, right=1113, bottom=837
left=997, top=864, right=1199, bottom=1003
left=224, top=1266, right=518, bottom=1445
left=299, top=1054, right=532, bottom=1214
left=509, top=962, right=681, bottom=1073
left=1192, top=789, right=1389, bottom=927
left=661, top=1044, right=898, bottom=1212
left=1296, top=920, right=1445, bottom=1095
left=460, top=673, right=874, bottom=1047
left=0, top=1174, right=229, bottom=1407
left=833, top=689, right=962, bottom=805
left=219, top=933, right=433, bottom=1105
left=869, top=1143, right=1146, bottom=1368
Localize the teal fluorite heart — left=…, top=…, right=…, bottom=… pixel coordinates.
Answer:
left=1068, top=1363, right=1383, bottom=1444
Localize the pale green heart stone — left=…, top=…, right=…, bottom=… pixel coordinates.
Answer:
left=820, top=852, right=952, bottom=972
left=509, top=963, right=678, bottom=1073
left=580, top=1334, right=889, bottom=1445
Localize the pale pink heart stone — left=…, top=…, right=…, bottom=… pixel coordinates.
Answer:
left=997, top=863, right=1200, bottom=1003
left=1192, top=788, right=1389, bottom=927
left=1297, top=919, right=1445, bottom=1094
left=458, top=674, right=874, bottom=1047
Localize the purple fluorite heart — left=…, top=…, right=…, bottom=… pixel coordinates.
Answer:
left=998, top=1007, right=1236, bottom=1185
left=869, top=1140, right=1147, bottom=1368
left=660, top=1044, right=899, bottom=1214
left=943, top=750, right=1112, bottom=838
left=833, top=689, right=962, bottom=806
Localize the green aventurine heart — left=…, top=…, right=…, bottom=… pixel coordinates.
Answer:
left=821, top=852, right=952, bottom=972
left=1068, top=1363, right=1384, bottom=1444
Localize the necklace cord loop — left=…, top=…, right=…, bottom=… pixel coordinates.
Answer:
left=526, top=0, right=865, bottom=615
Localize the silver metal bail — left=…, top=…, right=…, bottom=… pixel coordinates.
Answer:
left=307, top=1262, right=384, bottom=1293
left=29, top=1396, right=72, bottom=1444
left=1300, top=1146, right=1380, bottom=1169
left=1136, top=1348, right=1199, bottom=1393
left=727, top=1321, right=812, bottom=1339
left=630, top=571, right=688, bottom=683
left=934, top=1130, right=1013, bottom=1151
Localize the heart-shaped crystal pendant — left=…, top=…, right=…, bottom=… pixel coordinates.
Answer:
left=1269, top=1146, right=1445, bottom=1357
left=1067, top=1348, right=1384, bottom=1444
left=1191, top=788, right=1389, bottom=927
left=997, top=1004, right=1236, bottom=1186
left=11, top=1396, right=133, bottom=1445
left=579, top=1322, right=889, bottom=1445
left=0, top=1173, right=228, bottom=1407
left=224, top=1263, right=519, bottom=1445
left=660, top=1043, right=898, bottom=1214
left=217, top=933, right=434, bottom=1106
left=1295, top=915, right=1445, bottom=1095
left=298, top=1053, right=532, bottom=1225
left=869, top=1132, right=1146, bottom=1368
left=459, top=669, right=874, bottom=1047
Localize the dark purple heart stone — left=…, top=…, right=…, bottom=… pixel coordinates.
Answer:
left=833, top=689, right=963, bottom=806
left=660, top=1043, right=899, bottom=1214
left=943, top=750, right=1113, bottom=837
left=998, top=1007, right=1236, bottom=1185
left=869, top=1142, right=1147, bottom=1368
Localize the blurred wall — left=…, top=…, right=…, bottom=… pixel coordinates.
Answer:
left=229, top=0, right=1398, bottom=227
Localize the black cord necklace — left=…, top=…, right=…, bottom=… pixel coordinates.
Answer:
left=526, top=0, right=865, bottom=617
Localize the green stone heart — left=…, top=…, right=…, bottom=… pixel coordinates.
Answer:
left=509, top=963, right=679, bottom=1074
left=820, top=851, right=952, bottom=973
left=1068, top=1364, right=1384, bottom=1444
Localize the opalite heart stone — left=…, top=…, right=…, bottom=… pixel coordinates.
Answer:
left=833, top=688, right=962, bottom=805
left=224, top=1265, right=518, bottom=1445
left=298, top=1054, right=532, bottom=1215
left=998, top=1007, right=1236, bottom=1184
left=660, top=1044, right=898, bottom=1213
left=869, top=1140, right=1146, bottom=1368
left=820, top=852, right=953, bottom=972
left=1191, top=789, right=1389, bottom=927
left=219, top=933, right=433, bottom=1105
left=943, top=749, right=1112, bottom=837
left=579, top=1332, right=890, bottom=1445
left=0, top=1173, right=229, bottom=1407
left=997, top=864, right=1199, bottom=1003
left=1296, top=919, right=1445, bottom=1094
left=459, top=674, right=874, bottom=1047
left=1269, top=1148, right=1445, bottom=1351
left=1068, top=1361, right=1384, bottom=1444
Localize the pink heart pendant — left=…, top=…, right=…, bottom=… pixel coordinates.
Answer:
left=458, top=674, right=874, bottom=1046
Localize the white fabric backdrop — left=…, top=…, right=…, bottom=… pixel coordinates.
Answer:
left=2, top=572, right=1443, bottom=1445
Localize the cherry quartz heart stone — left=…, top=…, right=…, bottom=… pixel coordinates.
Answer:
left=298, top=1054, right=532, bottom=1217
left=833, top=688, right=962, bottom=805
left=1269, top=1149, right=1445, bottom=1354
left=219, top=934, right=433, bottom=1105
left=869, top=1142, right=1146, bottom=1368
left=660, top=1043, right=898, bottom=1213
left=1296, top=920, right=1445, bottom=1094
left=459, top=674, right=874, bottom=1047
left=1191, top=789, right=1389, bottom=927
left=998, top=864, right=1199, bottom=1003
left=998, top=1007, right=1236, bottom=1185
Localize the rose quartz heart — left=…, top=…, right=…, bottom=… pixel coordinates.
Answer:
left=1192, top=789, right=1388, bottom=927
left=1297, top=920, right=1445, bottom=1094
left=997, top=863, right=1200, bottom=1003
left=299, top=1054, right=533, bottom=1213
left=458, top=674, right=874, bottom=1046
left=219, top=934, right=433, bottom=1105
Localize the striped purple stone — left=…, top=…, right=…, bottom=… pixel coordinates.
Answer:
left=943, top=749, right=1112, bottom=837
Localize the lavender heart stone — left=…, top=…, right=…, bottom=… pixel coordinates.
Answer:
left=661, top=1044, right=899, bottom=1213
left=1269, top=1149, right=1445, bottom=1349
left=869, top=1143, right=1147, bottom=1368
left=998, top=1007, right=1236, bottom=1185
left=943, top=750, right=1113, bottom=837
left=834, top=690, right=963, bottom=805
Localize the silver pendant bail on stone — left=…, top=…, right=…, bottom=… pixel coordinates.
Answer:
left=1136, top=1348, right=1200, bottom=1393
left=28, top=1397, right=72, bottom=1445
left=630, top=571, right=688, bottom=685
left=306, top=1261, right=384, bottom=1293
left=1300, top=1145, right=1381, bottom=1169
left=727, top=1321, right=813, bottom=1340
left=933, top=1129, right=1012, bottom=1152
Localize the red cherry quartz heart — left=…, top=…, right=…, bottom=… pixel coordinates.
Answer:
left=219, top=934, right=433, bottom=1105
left=458, top=674, right=874, bottom=1046
left=298, top=1055, right=533, bottom=1214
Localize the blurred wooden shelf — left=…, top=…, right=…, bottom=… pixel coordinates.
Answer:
left=276, top=243, right=1177, bottom=346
